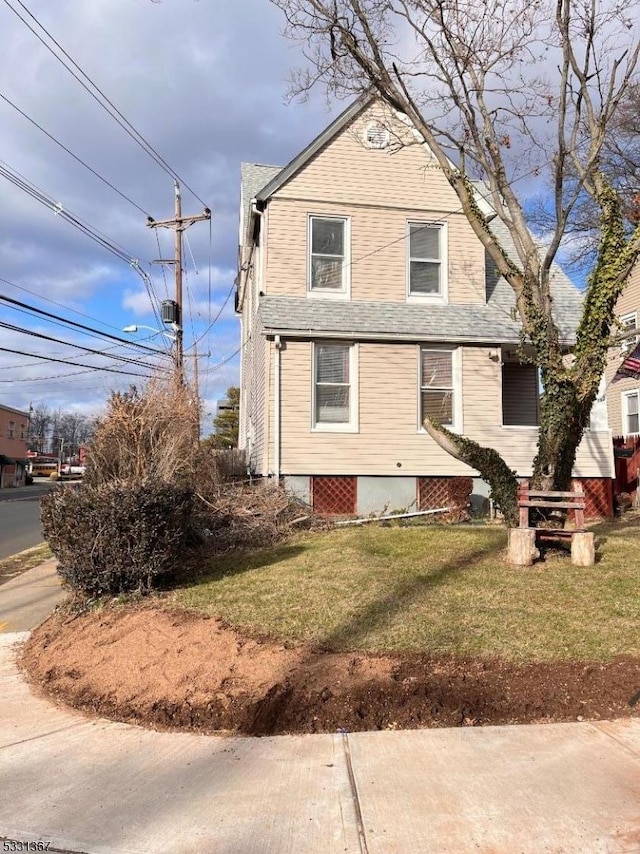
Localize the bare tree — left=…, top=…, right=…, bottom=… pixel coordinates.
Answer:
left=271, top=0, right=640, bottom=522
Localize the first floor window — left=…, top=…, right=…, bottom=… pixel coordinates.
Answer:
left=502, top=362, right=540, bottom=426
left=623, top=390, right=639, bottom=435
left=309, top=216, right=347, bottom=292
left=314, top=343, right=352, bottom=427
left=421, top=349, right=454, bottom=427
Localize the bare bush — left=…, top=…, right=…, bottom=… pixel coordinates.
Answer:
left=85, top=377, right=200, bottom=488
left=195, top=482, right=326, bottom=555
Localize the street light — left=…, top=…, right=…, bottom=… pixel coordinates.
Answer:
left=122, top=324, right=178, bottom=342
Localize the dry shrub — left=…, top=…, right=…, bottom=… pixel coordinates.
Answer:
left=85, top=377, right=200, bottom=488
left=41, top=481, right=193, bottom=597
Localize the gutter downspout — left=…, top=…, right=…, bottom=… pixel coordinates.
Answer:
left=273, top=334, right=283, bottom=480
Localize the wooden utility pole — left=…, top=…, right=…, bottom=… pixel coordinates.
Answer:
left=147, top=182, right=211, bottom=375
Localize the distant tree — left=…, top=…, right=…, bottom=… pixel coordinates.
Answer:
left=211, top=387, right=239, bottom=448
left=29, top=405, right=51, bottom=454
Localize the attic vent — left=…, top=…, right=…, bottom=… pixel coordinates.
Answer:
left=365, top=122, right=390, bottom=149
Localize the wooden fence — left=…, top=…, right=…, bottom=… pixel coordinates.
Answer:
left=212, top=448, right=247, bottom=482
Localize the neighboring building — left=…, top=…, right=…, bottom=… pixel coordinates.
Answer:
left=604, top=260, right=640, bottom=438
left=0, top=404, right=30, bottom=488
left=237, top=95, right=613, bottom=517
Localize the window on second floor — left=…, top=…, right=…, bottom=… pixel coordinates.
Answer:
left=313, top=342, right=357, bottom=431
left=622, top=390, right=640, bottom=436
left=420, top=348, right=455, bottom=429
left=7, top=421, right=15, bottom=439
left=408, top=222, right=446, bottom=300
left=20, top=424, right=26, bottom=440
left=620, top=312, right=638, bottom=354
left=308, top=216, right=349, bottom=296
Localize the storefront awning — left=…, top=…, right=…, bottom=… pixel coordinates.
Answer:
left=0, top=455, right=16, bottom=465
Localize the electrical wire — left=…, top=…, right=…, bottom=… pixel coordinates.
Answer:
left=0, top=319, right=171, bottom=371
left=0, top=90, right=151, bottom=217
left=2, top=0, right=208, bottom=208
left=0, top=157, right=167, bottom=336
left=187, top=280, right=235, bottom=351
left=0, top=345, right=156, bottom=377
left=0, top=292, right=169, bottom=355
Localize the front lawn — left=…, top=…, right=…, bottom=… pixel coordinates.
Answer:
left=170, top=519, right=640, bottom=661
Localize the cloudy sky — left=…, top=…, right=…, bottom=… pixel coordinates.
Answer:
left=0, top=0, right=338, bottom=427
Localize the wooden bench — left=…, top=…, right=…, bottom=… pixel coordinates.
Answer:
left=508, top=486, right=595, bottom=566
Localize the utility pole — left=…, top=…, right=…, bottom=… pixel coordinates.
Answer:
left=147, top=182, right=211, bottom=376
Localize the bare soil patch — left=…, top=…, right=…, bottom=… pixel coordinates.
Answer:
left=21, top=605, right=640, bottom=736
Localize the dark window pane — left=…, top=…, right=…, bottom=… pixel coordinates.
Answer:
left=410, top=260, right=440, bottom=294
left=316, top=386, right=350, bottom=423
left=421, top=350, right=452, bottom=387
left=421, top=390, right=453, bottom=425
left=317, top=345, right=349, bottom=384
left=312, top=218, right=344, bottom=256
left=311, top=256, right=343, bottom=290
left=502, top=363, right=539, bottom=426
left=410, top=224, right=440, bottom=259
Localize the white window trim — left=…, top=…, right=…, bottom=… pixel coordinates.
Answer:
left=620, top=311, right=638, bottom=354
left=307, top=214, right=351, bottom=300
left=621, top=389, right=640, bottom=438
left=311, top=341, right=359, bottom=433
left=406, top=220, right=448, bottom=304
left=417, top=345, right=462, bottom=434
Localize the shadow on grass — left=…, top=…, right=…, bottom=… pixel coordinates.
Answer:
left=244, top=535, right=509, bottom=735
left=170, top=542, right=310, bottom=590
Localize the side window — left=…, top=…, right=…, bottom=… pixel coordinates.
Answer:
left=313, top=342, right=357, bottom=431
left=420, top=349, right=454, bottom=427
left=623, top=390, right=640, bottom=436
left=309, top=216, right=348, bottom=294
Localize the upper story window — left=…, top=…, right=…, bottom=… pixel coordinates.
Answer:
left=313, top=342, right=358, bottom=432
left=308, top=216, right=349, bottom=297
left=420, top=348, right=455, bottom=429
left=407, top=222, right=446, bottom=301
left=7, top=421, right=15, bottom=439
left=502, top=362, right=540, bottom=427
left=622, top=389, right=640, bottom=437
left=20, top=424, right=26, bottom=440
left=620, top=312, right=638, bottom=354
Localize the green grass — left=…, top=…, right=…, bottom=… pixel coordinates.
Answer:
left=169, top=518, right=640, bottom=662
left=0, top=542, right=52, bottom=584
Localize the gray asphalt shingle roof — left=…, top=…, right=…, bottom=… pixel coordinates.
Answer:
left=240, top=162, right=282, bottom=244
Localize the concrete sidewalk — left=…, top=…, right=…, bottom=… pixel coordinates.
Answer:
left=1, top=634, right=639, bottom=853
left=0, top=559, right=64, bottom=632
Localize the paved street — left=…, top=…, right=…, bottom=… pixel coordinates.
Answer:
left=0, top=481, right=54, bottom=559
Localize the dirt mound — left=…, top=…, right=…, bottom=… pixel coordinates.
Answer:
left=21, top=606, right=640, bottom=736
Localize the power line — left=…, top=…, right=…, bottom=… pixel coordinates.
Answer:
left=2, top=0, right=208, bottom=208
left=188, top=280, right=235, bottom=351
left=0, top=158, right=168, bottom=335
left=0, top=292, right=169, bottom=356
left=0, top=319, right=171, bottom=371
left=0, top=89, right=151, bottom=217
left=0, top=345, right=156, bottom=378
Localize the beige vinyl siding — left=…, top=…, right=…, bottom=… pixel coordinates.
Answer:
left=265, top=199, right=485, bottom=305
left=605, top=262, right=640, bottom=436
left=279, top=102, right=461, bottom=212
left=272, top=341, right=612, bottom=477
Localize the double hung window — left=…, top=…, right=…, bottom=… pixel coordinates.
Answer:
left=420, top=349, right=454, bottom=427
left=623, top=390, right=640, bottom=436
left=408, top=222, right=445, bottom=299
left=313, top=343, right=357, bottom=430
left=309, top=216, right=348, bottom=294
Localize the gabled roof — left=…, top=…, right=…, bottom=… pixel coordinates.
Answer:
left=254, top=94, right=374, bottom=205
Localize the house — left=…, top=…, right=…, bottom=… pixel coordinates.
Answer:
left=237, top=96, right=614, bottom=518
left=0, top=404, right=30, bottom=488
left=604, top=260, right=640, bottom=438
